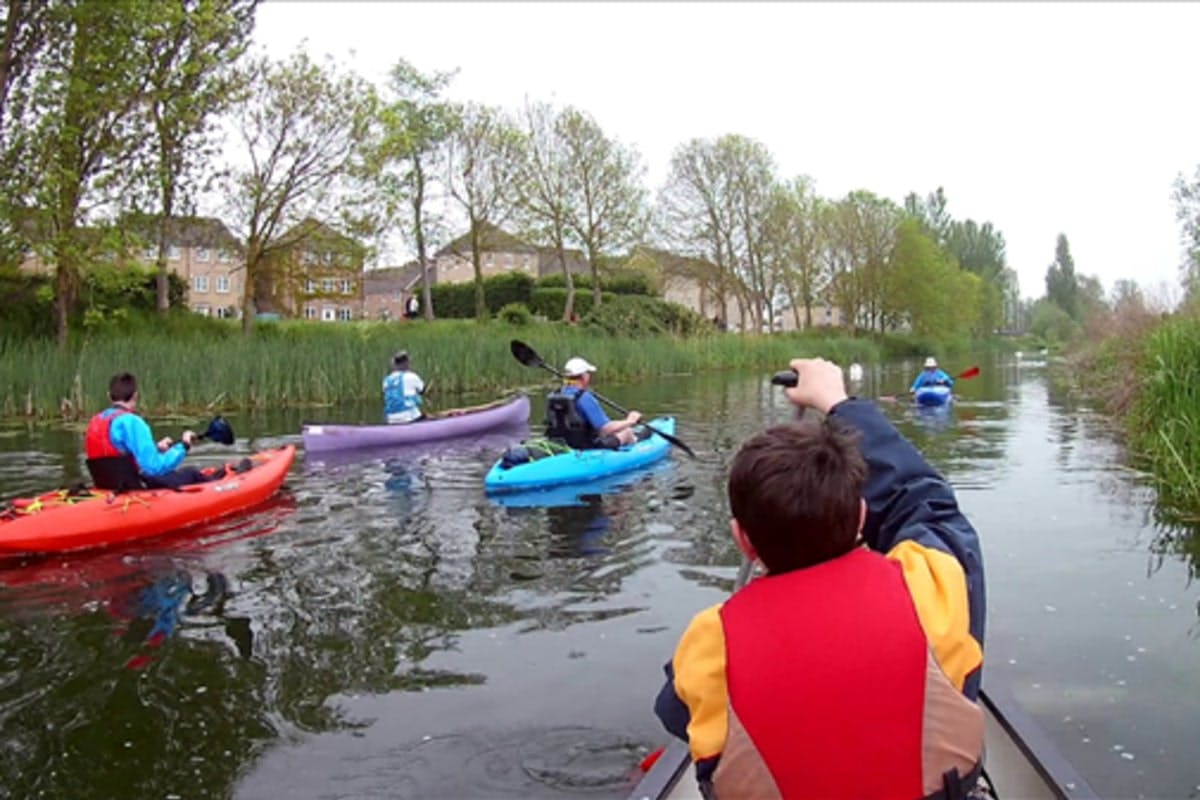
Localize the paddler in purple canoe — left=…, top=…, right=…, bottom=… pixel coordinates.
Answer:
left=383, top=350, right=426, bottom=424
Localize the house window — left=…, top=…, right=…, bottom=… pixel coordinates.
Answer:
left=322, top=278, right=335, bottom=293
left=340, top=279, right=352, bottom=294
left=218, top=249, right=231, bottom=263
left=301, top=251, right=316, bottom=266
left=193, top=275, right=209, bottom=293
left=505, top=253, right=513, bottom=268
left=485, top=253, right=493, bottom=266
left=305, top=279, right=316, bottom=293
left=142, top=246, right=157, bottom=260
left=216, top=306, right=233, bottom=319
left=197, top=248, right=211, bottom=262
left=215, top=275, right=230, bottom=294
left=304, top=306, right=318, bottom=320
left=337, top=307, right=352, bottom=321
left=321, top=307, right=335, bottom=322
left=522, top=254, right=531, bottom=270
left=167, top=245, right=181, bottom=261
left=193, top=304, right=210, bottom=316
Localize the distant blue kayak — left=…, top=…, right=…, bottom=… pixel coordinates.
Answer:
left=484, top=417, right=675, bottom=494
left=914, top=385, right=953, bottom=407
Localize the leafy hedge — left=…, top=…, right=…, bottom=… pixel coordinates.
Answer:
left=0, top=265, right=186, bottom=338
left=428, top=271, right=534, bottom=318
left=528, top=287, right=616, bottom=319
left=583, top=295, right=711, bottom=338
left=536, top=271, right=655, bottom=296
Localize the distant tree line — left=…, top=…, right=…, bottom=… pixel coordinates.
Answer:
left=0, top=1, right=1052, bottom=345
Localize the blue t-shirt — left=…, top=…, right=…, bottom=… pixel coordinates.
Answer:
left=104, top=408, right=188, bottom=477
left=562, top=385, right=609, bottom=431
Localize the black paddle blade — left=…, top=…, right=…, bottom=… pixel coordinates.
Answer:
left=771, top=370, right=798, bottom=388
left=203, top=416, right=235, bottom=446
left=510, top=340, right=543, bottom=368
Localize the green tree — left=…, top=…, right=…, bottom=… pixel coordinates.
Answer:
left=1044, top=233, right=1080, bottom=320
left=374, top=58, right=459, bottom=322
left=559, top=109, right=646, bottom=308
left=0, top=0, right=55, bottom=267
left=222, top=50, right=377, bottom=333
left=765, top=176, right=825, bottom=329
left=1111, top=278, right=1145, bottom=315
left=1076, top=273, right=1107, bottom=323
left=445, top=102, right=524, bottom=319
left=1173, top=165, right=1200, bottom=299
left=140, top=0, right=257, bottom=314
left=657, top=137, right=744, bottom=328
left=20, top=1, right=170, bottom=345
left=513, top=101, right=580, bottom=320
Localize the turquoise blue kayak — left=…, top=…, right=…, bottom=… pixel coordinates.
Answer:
left=488, top=459, right=675, bottom=508
left=914, top=385, right=953, bottom=406
left=484, top=417, right=675, bottom=494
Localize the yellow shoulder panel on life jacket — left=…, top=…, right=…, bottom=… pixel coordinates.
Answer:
left=887, top=540, right=983, bottom=691
left=673, top=602, right=729, bottom=762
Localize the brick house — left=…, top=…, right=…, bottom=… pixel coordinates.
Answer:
left=433, top=222, right=589, bottom=283
left=363, top=260, right=436, bottom=321
left=259, top=218, right=366, bottom=321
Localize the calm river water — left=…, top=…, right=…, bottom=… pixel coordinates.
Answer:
left=0, top=355, right=1197, bottom=799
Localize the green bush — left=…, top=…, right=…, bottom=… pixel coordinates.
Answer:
left=528, top=287, right=615, bottom=320
left=582, top=295, right=710, bottom=338
left=536, top=271, right=655, bottom=296
left=497, top=302, right=532, bottom=326
left=429, top=271, right=534, bottom=318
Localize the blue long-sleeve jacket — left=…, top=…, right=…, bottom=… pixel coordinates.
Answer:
left=910, top=369, right=954, bottom=392
left=107, top=411, right=188, bottom=477
left=655, top=398, right=986, bottom=744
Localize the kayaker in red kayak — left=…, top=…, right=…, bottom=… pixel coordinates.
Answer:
left=85, top=372, right=225, bottom=491
left=383, top=350, right=426, bottom=424
left=546, top=356, right=642, bottom=448
left=653, top=357, right=986, bottom=799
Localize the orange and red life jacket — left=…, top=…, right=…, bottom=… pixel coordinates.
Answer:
left=710, top=548, right=983, bottom=799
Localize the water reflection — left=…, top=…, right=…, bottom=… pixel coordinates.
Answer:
left=0, top=364, right=1198, bottom=799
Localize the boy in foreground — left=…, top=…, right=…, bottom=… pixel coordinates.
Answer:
left=654, top=357, right=986, bottom=799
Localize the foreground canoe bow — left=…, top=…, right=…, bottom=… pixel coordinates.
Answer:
left=628, top=682, right=1100, bottom=800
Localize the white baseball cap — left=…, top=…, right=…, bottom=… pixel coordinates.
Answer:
left=563, top=356, right=597, bottom=377
left=924, top=357, right=938, bottom=368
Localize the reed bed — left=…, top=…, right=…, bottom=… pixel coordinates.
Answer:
left=0, top=319, right=883, bottom=420
left=1129, top=315, right=1200, bottom=516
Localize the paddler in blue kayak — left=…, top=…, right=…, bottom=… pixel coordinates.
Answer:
left=383, top=350, right=426, bottom=424
left=653, top=357, right=985, bottom=799
left=910, top=355, right=954, bottom=394
left=84, top=372, right=225, bottom=491
left=545, top=356, right=642, bottom=449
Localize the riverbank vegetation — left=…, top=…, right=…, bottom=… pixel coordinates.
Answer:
left=1059, top=164, right=1200, bottom=519
left=0, top=314, right=904, bottom=420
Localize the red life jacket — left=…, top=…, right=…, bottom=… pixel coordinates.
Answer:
left=85, top=407, right=130, bottom=459
left=713, top=547, right=982, bottom=799
left=84, top=407, right=143, bottom=492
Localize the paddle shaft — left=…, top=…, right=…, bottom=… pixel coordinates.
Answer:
left=529, top=357, right=696, bottom=459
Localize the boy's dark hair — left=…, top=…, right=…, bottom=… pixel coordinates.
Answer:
left=108, top=372, right=137, bottom=403
left=727, top=418, right=867, bottom=574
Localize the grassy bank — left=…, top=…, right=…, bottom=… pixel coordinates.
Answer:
left=1071, top=311, right=1200, bottom=519
left=0, top=315, right=900, bottom=420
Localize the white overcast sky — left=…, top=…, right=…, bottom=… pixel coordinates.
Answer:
left=253, top=1, right=1199, bottom=301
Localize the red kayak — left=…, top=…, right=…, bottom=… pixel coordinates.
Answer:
left=0, top=446, right=295, bottom=555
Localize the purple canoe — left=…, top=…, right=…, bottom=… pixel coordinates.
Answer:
left=301, top=393, right=530, bottom=453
